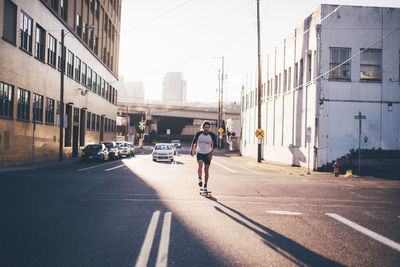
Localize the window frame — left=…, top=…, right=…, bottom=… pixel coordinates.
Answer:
left=75, top=57, right=81, bottom=82
left=19, top=10, right=33, bottom=54
left=360, top=48, right=382, bottom=81
left=45, top=97, right=55, bottom=125
left=17, top=88, right=30, bottom=121
left=67, top=50, right=74, bottom=78
left=2, top=0, right=17, bottom=46
left=47, top=34, right=57, bottom=67
left=32, top=93, right=44, bottom=123
left=0, top=82, right=14, bottom=119
left=35, top=24, right=46, bottom=62
left=329, top=47, right=351, bottom=80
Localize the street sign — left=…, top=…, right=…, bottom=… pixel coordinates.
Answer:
left=218, top=128, right=224, bottom=133
left=255, top=128, right=264, bottom=139
left=354, top=115, right=366, bottom=119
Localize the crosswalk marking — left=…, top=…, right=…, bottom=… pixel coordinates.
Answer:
left=326, top=213, right=400, bottom=252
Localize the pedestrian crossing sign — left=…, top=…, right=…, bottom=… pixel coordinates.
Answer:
left=218, top=128, right=224, bottom=133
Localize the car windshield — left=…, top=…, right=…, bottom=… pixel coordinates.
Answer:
left=155, top=145, right=172, bottom=150
left=117, top=142, right=127, bottom=147
left=103, top=143, right=114, bottom=149
left=84, top=145, right=101, bottom=152
left=171, top=140, right=180, bottom=143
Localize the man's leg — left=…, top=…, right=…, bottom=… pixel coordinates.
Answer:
left=197, top=160, right=204, bottom=186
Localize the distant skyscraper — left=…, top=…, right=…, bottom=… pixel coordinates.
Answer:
left=162, top=72, right=187, bottom=105
left=117, top=76, right=144, bottom=103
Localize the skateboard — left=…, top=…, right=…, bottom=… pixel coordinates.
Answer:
left=199, top=190, right=212, bottom=197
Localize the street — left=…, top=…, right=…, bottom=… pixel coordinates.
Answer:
left=1, top=147, right=399, bottom=267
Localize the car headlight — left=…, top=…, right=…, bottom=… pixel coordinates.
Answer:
left=97, top=151, right=102, bottom=155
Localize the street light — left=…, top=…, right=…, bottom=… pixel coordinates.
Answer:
left=213, top=56, right=225, bottom=149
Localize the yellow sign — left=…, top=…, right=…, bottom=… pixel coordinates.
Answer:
left=218, top=128, right=224, bottom=133
left=255, top=128, right=264, bottom=139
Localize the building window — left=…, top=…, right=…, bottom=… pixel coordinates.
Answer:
left=87, top=67, right=92, bottom=89
left=20, top=11, right=33, bottom=53
left=47, top=34, right=57, bottom=67
left=81, top=62, right=87, bottom=86
left=58, top=42, right=65, bottom=71
left=360, top=49, right=382, bottom=81
left=73, top=107, right=79, bottom=123
left=288, top=67, right=292, bottom=90
left=294, top=63, right=298, bottom=88
left=51, top=0, right=59, bottom=12
left=98, top=76, right=102, bottom=95
left=104, top=118, right=108, bottom=133
left=45, top=97, right=55, bottom=124
left=96, top=114, right=100, bottom=131
left=299, top=58, right=304, bottom=86
left=75, top=57, right=81, bottom=82
left=2, top=0, right=17, bottom=45
left=35, top=24, right=46, bottom=61
left=33, top=93, right=43, bottom=123
left=101, top=78, right=105, bottom=97
left=92, top=72, right=97, bottom=92
left=0, top=82, right=14, bottom=119
left=67, top=50, right=74, bottom=78
left=87, top=111, right=91, bottom=130
left=76, top=14, right=82, bottom=37
left=17, top=88, right=30, bottom=121
left=60, top=0, right=67, bottom=20
left=330, top=48, right=350, bottom=80
left=91, top=113, right=96, bottom=130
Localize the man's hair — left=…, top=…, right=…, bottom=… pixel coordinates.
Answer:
left=201, top=121, right=211, bottom=130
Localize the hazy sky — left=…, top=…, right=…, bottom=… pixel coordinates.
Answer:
left=119, top=0, right=400, bottom=103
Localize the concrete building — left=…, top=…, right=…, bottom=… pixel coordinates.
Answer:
left=241, top=4, right=400, bottom=170
left=162, top=72, right=187, bottom=105
left=0, top=0, right=121, bottom=166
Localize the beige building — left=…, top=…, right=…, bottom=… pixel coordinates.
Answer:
left=162, top=72, right=187, bottom=105
left=0, top=0, right=122, bottom=166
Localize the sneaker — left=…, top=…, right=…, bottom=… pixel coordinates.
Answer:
left=198, top=177, right=203, bottom=187
left=203, top=186, right=208, bottom=192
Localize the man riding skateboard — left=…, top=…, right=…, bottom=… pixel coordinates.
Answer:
left=191, top=121, right=217, bottom=193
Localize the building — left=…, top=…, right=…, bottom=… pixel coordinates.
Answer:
left=0, top=0, right=122, bottom=166
left=162, top=72, right=187, bottom=105
left=116, top=76, right=144, bottom=104
left=241, top=4, right=400, bottom=170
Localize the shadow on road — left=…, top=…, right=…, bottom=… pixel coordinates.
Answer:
left=211, top=200, right=345, bottom=267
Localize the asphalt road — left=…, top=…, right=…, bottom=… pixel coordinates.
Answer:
left=1, top=147, right=399, bottom=266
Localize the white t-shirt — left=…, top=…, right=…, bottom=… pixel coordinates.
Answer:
left=196, top=133, right=213, bottom=154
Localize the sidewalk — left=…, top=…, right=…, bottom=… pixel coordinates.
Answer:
left=0, top=157, right=80, bottom=174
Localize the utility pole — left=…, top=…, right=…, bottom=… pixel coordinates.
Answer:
left=59, top=29, right=65, bottom=162
left=125, top=105, right=129, bottom=141
left=256, top=0, right=263, bottom=163
left=214, top=56, right=225, bottom=149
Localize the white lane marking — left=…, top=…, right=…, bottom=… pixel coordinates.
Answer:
left=326, top=213, right=400, bottom=252
left=216, top=158, right=263, bottom=175
left=135, top=211, right=160, bottom=267
left=213, top=160, right=237, bottom=173
left=105, top=164, right=125, bottom=171
left=267, top=210, right=302, bottom=215
left=77, top=161, right=119, bottom=172
left=156, top=212, right=172, bottom=267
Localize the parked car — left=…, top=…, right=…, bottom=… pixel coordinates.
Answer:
left=152, top=143, right=175, bottom=162
left=171, top=139, right=181, bottom=148
left=81, top=144, right=109, bottom=161
left=116, top=141, right=131, bottom=158
left=128, top=142, right=135, bottom=156
left=101, top=141, right=120, bottom=159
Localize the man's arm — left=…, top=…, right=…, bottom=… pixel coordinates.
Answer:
left=191, top=132, right=200, bottom=157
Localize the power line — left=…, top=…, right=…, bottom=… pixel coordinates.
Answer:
left=123, top=0, right=196, bottom=34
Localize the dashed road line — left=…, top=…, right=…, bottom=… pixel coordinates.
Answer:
left=105, top=164, right=125, bottom=171
left=77, top=161, right=119, bottom=172
left=326, top=213, right=400, bottom=252
left=213, top=160, right=237, bottom=173
left=267, top=210, right=302, bottom=215
left=135, top=211, right=160, bottom=267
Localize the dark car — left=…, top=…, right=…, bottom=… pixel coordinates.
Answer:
left=101, top=141, right=121, bottom=160
left=171, top=140, right=181, bottom=148
left=81, top=144, right=109, bottom=161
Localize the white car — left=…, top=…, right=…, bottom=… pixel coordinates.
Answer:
left=152, top=143, right=175, bottom=162
left=116, top=141, right=131, bottom=158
